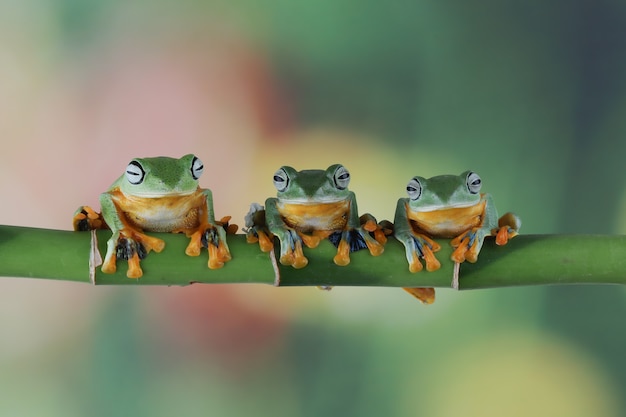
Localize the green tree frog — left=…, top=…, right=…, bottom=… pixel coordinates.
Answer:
left=394, top=170, right=520, bottom=287
left=73, top=154, right=234, bottom=278
left=245, top=164, right=386, bottom=268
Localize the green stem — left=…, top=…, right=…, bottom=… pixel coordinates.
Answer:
left=1, top=225, right=625, bottom=289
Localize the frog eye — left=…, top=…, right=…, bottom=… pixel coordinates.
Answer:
left=125, top=161, right=145, bottom=185
left=333, top=165, right=350, bottom=190
left=273, top=168, right=289, bottom=192
left=466, top=171, right=482, bottom=194
left=406, top=178, right=422, bottom=200
left=191, top=156, right=204, bottom=180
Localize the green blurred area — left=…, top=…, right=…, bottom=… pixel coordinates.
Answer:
left=1, top=0, right=626, bottom=416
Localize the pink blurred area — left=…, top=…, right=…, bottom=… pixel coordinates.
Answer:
left=0, top=12, right=299, bottom=389
left=0, top=28, right=292, bottom=228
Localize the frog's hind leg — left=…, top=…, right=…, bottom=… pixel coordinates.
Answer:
left=402, top=287, right=436, bottom=304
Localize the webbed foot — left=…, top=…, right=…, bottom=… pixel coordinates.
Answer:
left=184, top=224, right=232, bottom=269
left=277, top=229, right=309, bottom=269
left=102, top=229, right=165, bottom=278
left=493, top=212, right=521, bottom=245
left=398, top=232, right=441, bottom=272
left=328, top=226, right=384, bottom=266
left=73, top=206, right=107, bottom=231
left=450, top=227, right=488, bottom=263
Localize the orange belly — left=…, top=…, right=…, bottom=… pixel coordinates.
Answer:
left=277, top=200, right=349, bottom=233
left=110, top=188, right=206, bottom=232
left=407, top=200, right=486, bottom=238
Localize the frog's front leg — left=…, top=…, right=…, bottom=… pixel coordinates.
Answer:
left=450, top=227, right=489, bottom=263
left=183, top=189, right=232, bottom=269
left=328, top=194, right=384, bottom=266
left=493, top=212, right=521, bottom=246
left=393, top=199, right=441, bottom=272
left=100, top=194, right=165, bottom=279
left=450, top=194, right=499, bottom=263
left=265, top=198, right=309, bottom=269
left=73, top=206, right=107, bottom=231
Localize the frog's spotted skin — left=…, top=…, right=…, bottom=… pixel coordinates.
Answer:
left=73, top=154, right=234, bottom=278
left=245, top=164, right=385, bottom=269
left=394, top=171, right=520, bottom=302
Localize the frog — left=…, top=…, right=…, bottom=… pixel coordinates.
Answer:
left=394, top=170, right=520, bottom=300
left=73, top=154, right=234, bottom=278
left=245, top=164, right=386, bottom=268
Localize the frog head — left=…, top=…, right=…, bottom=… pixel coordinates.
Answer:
left=272, top=164, right=351, bottom=203
left=405, top=171, right=482, bottom=212
left=118, top=154, right=203, bottom=197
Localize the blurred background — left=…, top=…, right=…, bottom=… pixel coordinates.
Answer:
left=1, top=0, right=626, bottom=415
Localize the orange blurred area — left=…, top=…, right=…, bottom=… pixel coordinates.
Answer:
left=1, top=1, right=625, bottom=416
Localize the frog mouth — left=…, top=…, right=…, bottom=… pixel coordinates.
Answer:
left=414, top=201, right=478, bottom=212
left=278, top=196, right=347, bottom=204
left=124, top=189, right=197, bottom=199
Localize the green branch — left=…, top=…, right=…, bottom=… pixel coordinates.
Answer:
left=1, top=225, right=625, bottom=289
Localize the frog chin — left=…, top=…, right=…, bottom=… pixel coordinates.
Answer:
left=279, top=196, right=347, bottom=205
left=124, top=189, right=197, bottom=199
left=414, top=201, right=478, bottom=212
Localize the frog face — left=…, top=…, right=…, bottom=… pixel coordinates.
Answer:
left=118, top=154, right=203, bottom=198
left=272, top=164, right=351, bottom=204
left=406, top=171, right=482, bottom=212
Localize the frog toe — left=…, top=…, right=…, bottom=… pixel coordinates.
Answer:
left=291, top=238, right=308, bottom=268
left=139, top=233, right=165, bottom=253
left=333, top=239, right=351, bottom=266
left=207, top=244, right=225, bottom=269
left=126, top=253, right=143, bottom=278
left=403, top=287, right=435, bottom=304
left=495, top=226, right=510, bottom=245
left=279, top=252, right=295, bottom=266
left=185, top=230, right=204, bottom=256
left=465, top=248, right=478, bottom=263
left=408, top=255, right=423, bottom=273
left=422, top=246, right=441, bottom=271
left=257, top=231, right=275, bottom=252
left=101, top=255, right=117, bottom=274
left=451, top=240, right=469, bottom=263
left=299, top=232, right=322, bottom=249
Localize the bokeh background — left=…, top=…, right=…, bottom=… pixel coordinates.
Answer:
left=1, top=0, right=626, bottom=415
